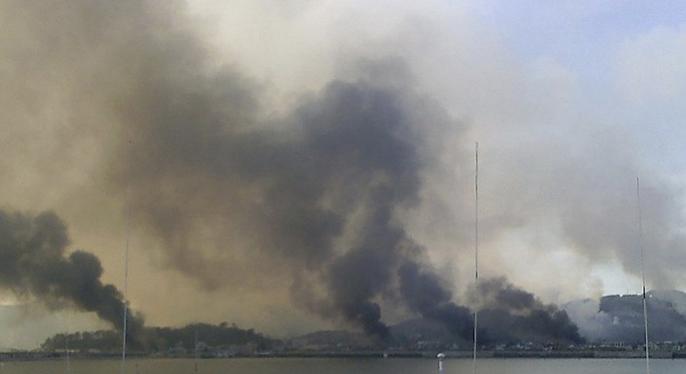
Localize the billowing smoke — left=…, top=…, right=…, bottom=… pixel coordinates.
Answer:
left=46, top=0, right=472, bottom=336
left=119, top=67, right=449, bottom=336
left=471, top=278, right=583, bottom=344
left=0, top=210, right=142, bottom=338
left=398, top=260, right=473, bottom=339
left=0, top=0, right=470, bottom=337
left=0, top=0, right=590, bottom=342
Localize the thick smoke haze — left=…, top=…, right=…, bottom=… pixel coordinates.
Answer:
left=2, top=0, right=686, bottom=345
left=0, top=0, right=473, bottom=337
left=398, top=261, right=473, bottom=340
left=0, top=210, right=141, bottom=338
left=471, top=278, right=583, bottom=344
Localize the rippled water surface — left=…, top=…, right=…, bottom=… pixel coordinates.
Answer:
left=0, top=358, right=679, bottom=374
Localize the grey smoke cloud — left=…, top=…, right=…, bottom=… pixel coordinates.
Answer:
left=470, top=278, right=583, bottom=344
left=0, top=210, right=142, bottom=339
left=398, top=260, right=473, bottom=339
left=116, top=52, right=452, bottom=335
left=3, top=0, right=686, bottom=342
left=2, top=0, right=472, bottom=336
left=0, top=0, right=578, bottom=340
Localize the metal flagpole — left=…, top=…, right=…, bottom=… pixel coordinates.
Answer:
left=636, top=177, right=650, bottom=374
left=121, top=140, right=132, bottom=374
left=472, top=142, right=479, bottom=374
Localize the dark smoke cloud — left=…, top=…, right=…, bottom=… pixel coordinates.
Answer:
left=0, top=210, right=142, bottom=337
left=471, top=278, right=583, bottom=344
left=70, top=0, right=465, bottom=334
left=2, top=0, right=464, bottom=336
left=398, top=261, right=473, bottom=339
left=119, top=69, right=441, bottom=336
left=0, top=0, right=586, bottom=341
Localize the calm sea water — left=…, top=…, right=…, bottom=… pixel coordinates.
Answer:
left=0, top=358, right=679, bottom=374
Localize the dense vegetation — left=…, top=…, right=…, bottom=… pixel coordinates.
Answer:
left=41, top=322, right=278, bottom=353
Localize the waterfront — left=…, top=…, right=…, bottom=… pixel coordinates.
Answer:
left=0, top=358, right=681, bottom=374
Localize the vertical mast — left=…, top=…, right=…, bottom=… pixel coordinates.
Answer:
left=636, top=177, right=650, bottom=374
left=472, top=142, right=479, bottom=374
left=194, top=328, right=199, bottom=373
left=121, top=140, right=132, bottom=374
left=121, top=234, right=129, bottom=374
left=62, top=314, right=71, bottom=374
left=64, top=332, right=71, bottom=374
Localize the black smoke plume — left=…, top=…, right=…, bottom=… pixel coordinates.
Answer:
left=471, top=278, right=583, bottom=344
left=1, top=0, right=584, bottom=342
left=129, top=76, right=433, bottom=336
left=4, top=0, right=463, bottom=336
left=398, top=261, right=474, bottom=339
left=0, top=209, right=142, bottom=339
left=102, top=8, right=463, bottom=335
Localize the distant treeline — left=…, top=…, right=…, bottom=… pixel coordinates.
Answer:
left=41, top=322, right=278, bottom=352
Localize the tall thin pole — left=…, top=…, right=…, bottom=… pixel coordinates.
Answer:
left=64, top=332, right=71, bottom=374
left=636, top=177, right=650, bottom=374
left=121, top=241, right=129, bottom=374
left=472, top=142, right=479, bottom=374
left=62, top=313, right=72, bottom=374
left=194, top=328, right=199, bottom=373
left=121, top=140, right=132, bottom=374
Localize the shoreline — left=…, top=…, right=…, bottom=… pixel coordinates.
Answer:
left=0, top=350, right=684, bottom=361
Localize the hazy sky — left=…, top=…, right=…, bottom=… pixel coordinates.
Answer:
left=2, top=0, right=686, bottom=348
left=185, top=0, right=686, bottom=297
